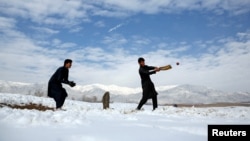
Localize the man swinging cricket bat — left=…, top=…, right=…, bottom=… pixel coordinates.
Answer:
left=136, top=57, right=179, bottom=111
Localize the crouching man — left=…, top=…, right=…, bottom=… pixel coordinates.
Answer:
left=48, top=59, right=76, bottom=110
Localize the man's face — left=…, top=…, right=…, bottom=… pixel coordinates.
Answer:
left=139, top=61, right=145, bottom=66
left=65, top=63, right=72, bottom=69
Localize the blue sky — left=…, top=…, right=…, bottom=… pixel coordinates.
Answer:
left=0, top=0, right=250, bottom=92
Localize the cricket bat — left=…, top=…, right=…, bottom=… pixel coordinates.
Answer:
left=159, top=65, right=172, bottom=71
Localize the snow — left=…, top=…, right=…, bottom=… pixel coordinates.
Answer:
left=0, top=93, right=249, bottom=141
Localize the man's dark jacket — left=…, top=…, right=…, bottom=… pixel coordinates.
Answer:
left=139, top=65, right=158, bottom=99
left=48, top=66, right=70, bottom=99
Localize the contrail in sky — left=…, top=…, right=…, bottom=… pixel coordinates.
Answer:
left=108, top=23, right=123, bottom=32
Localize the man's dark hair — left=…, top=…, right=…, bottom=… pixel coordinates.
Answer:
left=138, top=57, right=145, bottom=63
left=64, top=59, right=72, bottom=66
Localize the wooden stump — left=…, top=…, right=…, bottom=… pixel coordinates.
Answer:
left=102, top=91, right=110, bottom=109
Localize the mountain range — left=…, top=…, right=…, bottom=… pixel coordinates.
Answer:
left=0, top=80, right=249, bottom=104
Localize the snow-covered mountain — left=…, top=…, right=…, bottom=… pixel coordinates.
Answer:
left=0, top=80, right=249, bottom=104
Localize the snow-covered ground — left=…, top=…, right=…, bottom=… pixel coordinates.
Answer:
left=0, top=93, right=249, bottom=141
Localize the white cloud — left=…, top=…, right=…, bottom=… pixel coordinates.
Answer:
left=0, top=0, right=249, bottom=29
left=0, top=0, right=89, bottom=26
left=0, top=34, right=249, bottom=92
left=132, top=36, right=151, bottom=45
left=69, top=27, right=83, bottom=33
left=0, top=17, right=16, bottom=29
left=94, top=0, right=250, bottom=15
left=52, top=39, right=62, bottom=46
left=50, top=39, right=77, bottom=48
left=0, top=20, right=65, bottom=83
left=0, top=16, right=249, bottom=92
left=0, top=37, right=62, bottom=83
left=60, top=43, right=77, bottom=48
left=0, top=1, right=249, bottom=92
left=153, top=35, right=250, bottom=92
left=94, top=21, right=106, bottom=27
left=31, top=26, right=59, bottom=34
left=102, top=34, right=128, bottom=46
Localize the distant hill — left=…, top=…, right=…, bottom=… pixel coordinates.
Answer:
left=0, top=80, right=249, bottom=104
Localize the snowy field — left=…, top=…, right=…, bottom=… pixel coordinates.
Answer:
left=0, top=93, right=250, bottom=141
